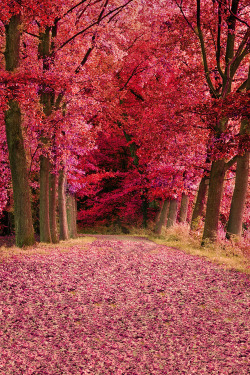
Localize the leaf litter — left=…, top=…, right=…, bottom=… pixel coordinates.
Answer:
left=0, top=238, right=249, bottom=374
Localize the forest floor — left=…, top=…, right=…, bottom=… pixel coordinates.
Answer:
left=0, top=235, right=249, bottom=374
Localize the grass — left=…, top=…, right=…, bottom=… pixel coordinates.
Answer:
left=0, top=236, right=96, bottom=261
left=147, top=224, right=250, bottom=275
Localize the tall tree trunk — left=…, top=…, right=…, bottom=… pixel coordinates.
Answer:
left=58, top=169, right=69, bottom=240
left=4, top=15, right=35, bottom=247
left=166, top=199, right=178, bottom=228
left=38, top=27, right=56, bottom=243
left=67, top=194, right=77, bottom=238
left=227, top=152, right=249, bottom=238
left=227, top=68, right=250, bottom=238
left=39, top=155, right=51, bottom=242
left=49, top=172, right=59, bottom=243
left=190, top=175, right=209, bottom=230
left=141, top=193, right=148, bottom=229
left=202, top=159, right=226, bottom=243
left=179, top=193, right=189, bottom=223
left=154, top=199, right=169, bottom=234
left=72, top=195, right=78, bottom=238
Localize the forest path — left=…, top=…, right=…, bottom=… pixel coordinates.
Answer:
left=0, top=235, right=249, bottom=374
left=81, top=233, right=157, bottom=243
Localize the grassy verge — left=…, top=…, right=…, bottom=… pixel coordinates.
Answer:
left=147, top=225, right=250, bottom=275
left=0, top=236, right=96, bottom=261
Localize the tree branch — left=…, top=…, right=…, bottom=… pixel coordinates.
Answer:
left=225, top=155, right=238, bottom=170
left=130, top=88, right=144, bottom=101
left=60, top=0, right=88, bottom=20
left=173, top=0, right=196, bottom=34
left=24, top=31, right=40, bottom=39
left=216, top=2, right=224, bottom=79
left=58, top=0, right=134, bottom=50
left=214, top=0, right=250, bottom=28
left=196, top=0, right=218, bottom=98
left=230, top=28, right=250, bottom=78
left=119, top=63, right=143, bottom=91
left=75, top=45, right=93, bottom=73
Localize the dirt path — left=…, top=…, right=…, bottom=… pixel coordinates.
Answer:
left=0, top=236, right=249, bottom=374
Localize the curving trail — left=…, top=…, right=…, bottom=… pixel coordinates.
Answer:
left=0, top=237, right=249, bottom=374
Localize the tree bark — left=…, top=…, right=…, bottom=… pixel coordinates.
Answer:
left=4, top=15, right=35, bottom=247
left=67, top=194, right=77, bottom=238
left=39, top=156, right=51, bottom=242
left=72, top=195, right=78, bottom=238
left=190, top=175, right=209, bottom=230
left=38, top=27, right=56, bottom=243
left=166, top=199, right=178, bottom=228
left=179, top=193, right=189, bottom=223
left=155, top=200, right=163, bottom=224
left=141, top=193, right=148, bottom=229
left=202, top=159, right=226, bottom=243
left=227, top=67, right=250, bottom=238
left=58, top=169, right=69, bottom=240
left=227, top=151, right=249, bottom=238
left=154, top=199, right=169, bottom=234
left=49, top=172, right=59, bottom=243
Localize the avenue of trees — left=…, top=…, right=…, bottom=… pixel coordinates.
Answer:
left=0, top=0, right=249, bottom=247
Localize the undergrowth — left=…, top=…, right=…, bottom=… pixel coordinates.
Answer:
left=149, top=224, right=250, bottom=275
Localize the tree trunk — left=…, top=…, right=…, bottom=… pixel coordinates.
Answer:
left=141, top=194, right=148, bottom=229
left=227, top=151, right=249, bottom=238
left=58, top=169, right=69, bottom=240
left=227, top=68, right=250, bottom=238
left=67, top=194, right=77, bottom=238
left=39, top=156, right=51, bottom=242
left=154, top=199, right=169, bottom=234
left=49, top=172, right=59, bottom=243
left=179, top=193, right=189, bottom=223
left=202, top=159, right=226, bottom=243
left=190, top=175, right=209, bottom=230
left=4, top=15, right=35, bottom=247
left=38, top=28, right=56, bottom=243
left=166, top=199, right=178, bottom=228
left=72, top=195, right=78, bottom=238
left=155, top=200, right=163, bottom=224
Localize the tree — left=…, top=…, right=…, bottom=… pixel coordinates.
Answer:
left=227, top=67, right=250, bottom=238
left=4, top=14, right=35, bottom=247
left=174, top=0, right=250, bottom=242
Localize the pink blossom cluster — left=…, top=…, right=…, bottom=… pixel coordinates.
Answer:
left=0, top=239, right=249, bottom=374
